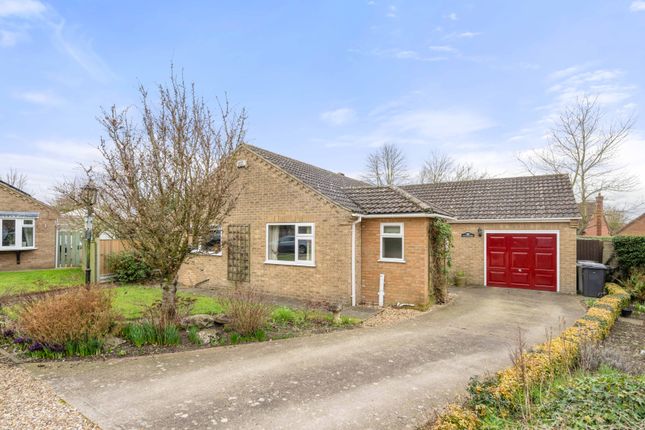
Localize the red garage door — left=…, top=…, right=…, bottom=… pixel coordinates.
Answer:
left=486, top=233, right=558, bottom=292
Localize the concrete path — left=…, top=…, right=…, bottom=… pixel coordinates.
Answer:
left=25, top=287, right=584, bottom=430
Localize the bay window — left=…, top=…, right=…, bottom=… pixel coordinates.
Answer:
left=1, top=217, right=36, bottom=250
left=266, top=223, right=314, bottom=266
left=380, top=222, right=404, bottom=262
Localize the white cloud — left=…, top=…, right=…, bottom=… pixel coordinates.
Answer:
left=0, top=29, right=19, bottom=46
left=446, top=12, right=458, bottom=21
left=630, top=1, right=645, bottom=12
left=386, top=5, right=397, bottom=18
left=428, top=45, right=457, bottom=53
left=14, top=90, right=65, bottom=106
left=456, top=32, right=481, bottom=38
left=0, top=0, right=45, bottom=18
left=369, top=48, right=446, bottom=62
left=320, top=108, right=357, bottom=126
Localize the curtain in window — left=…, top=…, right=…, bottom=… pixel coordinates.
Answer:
left=22, top=225, right=34, bottom=247
left=268, top=225, right=281, bottom=260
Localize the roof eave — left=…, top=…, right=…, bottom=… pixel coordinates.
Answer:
left=352, top=212, right=457, bottom=220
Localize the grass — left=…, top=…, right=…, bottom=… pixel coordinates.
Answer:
left=0, top=268, right=83, bottom=296
left=121, top=321, right=181, bottom=346
left=112, top=286, right=225, bottom=319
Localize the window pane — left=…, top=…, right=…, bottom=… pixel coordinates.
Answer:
left=22, top=226, right=34, bottom=247
left=383, top=237, right=402, bottom=259
left=2, top=220, right=16, bottom=247
left=269, top=225, right=295, bottom=261
left=203, top=226, right=222, bottom=253
left=297, top=225, right=312, bottom=235
left=23, top=219, right=33, bottom=225
left=297, top=238, right=312, bottom=261
left=383, top=225, right=401, bottom=234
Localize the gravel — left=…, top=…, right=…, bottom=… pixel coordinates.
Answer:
left=0, top=362, right=99, bottom=430
left=362, top=294, right=457, bottom=328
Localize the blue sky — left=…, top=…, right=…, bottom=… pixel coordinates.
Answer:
left=1, top=0, right=644, bottom=211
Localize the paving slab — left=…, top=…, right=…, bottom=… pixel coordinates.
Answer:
left=25, top=287, right=584, bottom=430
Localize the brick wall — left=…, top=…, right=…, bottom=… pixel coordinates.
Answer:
left=0, top=185, right=59, bottom=271
left=617, top=214, right=645, bottom=236
left=360, top=217, right=430, bottom=305
left=178, top=147, right=358, bottom=305
left=449, top=221, right=578, bottom=294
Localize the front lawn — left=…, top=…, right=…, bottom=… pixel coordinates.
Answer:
left=112, top=286, right=225, bottom=319
left=0, top=268, right=83, bottom=296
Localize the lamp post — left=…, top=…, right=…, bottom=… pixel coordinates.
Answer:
left=81, top=180, right=98, bottom=288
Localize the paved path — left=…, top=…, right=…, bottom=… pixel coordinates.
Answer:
left=25, top=287, right=584, bottom=430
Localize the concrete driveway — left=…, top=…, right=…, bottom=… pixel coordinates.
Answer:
left=26, top=287, right=583, bottom=430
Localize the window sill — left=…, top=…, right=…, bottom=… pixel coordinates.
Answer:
left=264, top=260, right=316, bottom=268
left=378, top=258, right=406, bottom=264
left=191, top=251, right=222, bottom=257
left=0, top=247, right=37, bottom=252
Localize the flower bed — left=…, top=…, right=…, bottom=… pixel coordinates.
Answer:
left=432, top=283, right=631, bottom=430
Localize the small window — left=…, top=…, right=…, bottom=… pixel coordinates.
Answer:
left=193, top=225, right=222, bottom=255
left=266, top=223, right=315, bottom=266
left=0, top=218, right=36, bottom=249
left=380, top=222, right=404, bottom=262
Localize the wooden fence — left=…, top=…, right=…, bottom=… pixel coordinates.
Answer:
left=97, top=238, right=129, bottom=280
left=577, top=238, right=604, bottom=263
left=56, top=230, right=83, bottom=268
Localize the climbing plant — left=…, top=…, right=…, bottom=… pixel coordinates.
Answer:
left=430, top=218, right=453, bottom=304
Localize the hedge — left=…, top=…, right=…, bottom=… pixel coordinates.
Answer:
left=433, top=283, right=630, bottom=430
left=612, top=236, right=645, bottom=276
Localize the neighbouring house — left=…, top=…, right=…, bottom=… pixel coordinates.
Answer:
left=179, top=145, right=581, bottom=306
left=0, top=180, right=59, bottom=270
left=616, top=212, right=645, bottom=236
left=579, top=193, right=610, bottom=237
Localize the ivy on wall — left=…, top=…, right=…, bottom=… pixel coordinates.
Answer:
left=430, top=218, right=453, bottom=304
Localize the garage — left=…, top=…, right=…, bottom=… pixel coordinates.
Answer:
left=485, top=231, right=558, bottom=292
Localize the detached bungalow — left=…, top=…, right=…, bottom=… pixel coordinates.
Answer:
left=0, top=180, right=59, bottom=270
left=179, top=145, right=581, bottom=306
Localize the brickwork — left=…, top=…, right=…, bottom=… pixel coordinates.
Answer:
left=617, top=214, right=645, bottom=236
left=360, top=217, right=430, bottom=305
left=0, top=185, right=59, bottom=271
left=178, top=147, right=358, bottom=305
left=449, top=222, right=578, bottom=294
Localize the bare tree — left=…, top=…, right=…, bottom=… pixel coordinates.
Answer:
left=362, top=143, right=408, bottom=186
left=61, top=70, right=246, bottom=321
left=419, top=150, right=489, bottom=184
left=3, top=168, right=28, bottom=190
left=604, top=202, right=644, bottom=235
left=518, top=96, right=637, bottom=231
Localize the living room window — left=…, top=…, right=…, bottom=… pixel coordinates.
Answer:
left=1, top=218, right=36, bottom=250
left=266, top=223, right=314, bottom=266
left=380, top=222, right=404, bottom=262
left=192, top=225, right=222, bottom=255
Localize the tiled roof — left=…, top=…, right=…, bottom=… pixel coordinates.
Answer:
left=402, top=174, right=581, bottom=220
left=244, top=145, right=580, bottom=220
left=0, top=180, right=31, bottom=197
left=343, top=186, right=453, bottom=216
left=244, top=145, right=367, bottom=213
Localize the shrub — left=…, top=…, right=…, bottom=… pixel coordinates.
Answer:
left=17, top=288, right=116, bottom=346
left=108, top=251, right=152, bottom=283
left=271, top=306, right=302, bottom=325
left=121, top=321, right=181, bottom=346
left=612, top=236, right=645, bottom=277
left=187, top=325, right=201, bottom=345
left=432, top=404, right=479, bottom=430
left=227, top=288, right=270, bottom=335
left=579, top=343, right=635, bottom=374
left=620, top=269, right=645, bottom=302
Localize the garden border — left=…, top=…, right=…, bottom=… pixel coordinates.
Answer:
left=432, top=282, right=631, bottom=430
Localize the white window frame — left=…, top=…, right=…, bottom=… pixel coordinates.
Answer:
left=265, top=222, right=315, bottom=267
left=191, top=224, right=223, bottom=256
left=379, top=222, right=405, bottom=263
left=0, top=218, right=37, bottom=251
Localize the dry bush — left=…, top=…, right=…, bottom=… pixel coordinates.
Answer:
left=227, top=287, right=270, bottom=335
left=18, top=288, right=117, bottom=345
left=579, top=342, right=635, bottom=374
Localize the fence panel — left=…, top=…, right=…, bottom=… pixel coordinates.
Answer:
left=577, top=239, right=604, bottom=262
left=57, top=231, right=83, bottom=267
left=98, top=239, right=129, bottom=278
